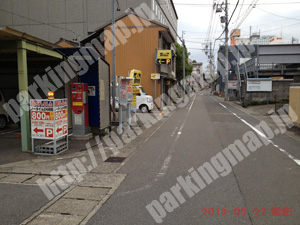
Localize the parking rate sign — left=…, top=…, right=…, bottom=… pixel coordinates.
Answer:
left=30, top=99, right=68, bottom=140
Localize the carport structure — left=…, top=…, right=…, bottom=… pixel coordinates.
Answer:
left=0, top=27, right=63, bottom=152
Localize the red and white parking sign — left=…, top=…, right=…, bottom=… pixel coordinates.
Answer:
left=45, top=128, right=54, bottom=138
left=30, top=99, right=68, bottom=140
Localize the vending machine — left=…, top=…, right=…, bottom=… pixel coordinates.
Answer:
left=71, top=83, right=90, bottom=136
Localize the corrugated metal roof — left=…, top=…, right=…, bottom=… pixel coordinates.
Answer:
left=0, top=26, right=57, bottom=48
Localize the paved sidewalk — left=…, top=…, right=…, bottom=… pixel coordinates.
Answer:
left=0, top=109, right=174, bottom=225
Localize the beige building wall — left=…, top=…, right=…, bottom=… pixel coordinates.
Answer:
left=289, top=86, right=300, bottom=126
left=104, top=15, right=170, bottom=107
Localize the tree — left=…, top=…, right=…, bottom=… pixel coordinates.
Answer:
left=175, top=42, right=193, bottom=81
left=192, top=60, right=197, bottom=63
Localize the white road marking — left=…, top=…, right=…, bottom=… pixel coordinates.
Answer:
left=219, top=103, right=227, bottom=109
left=188, top=98, right=195, bottom=112
left=269, top=140, right=300, bottom=166
left=171, top=127, right=178, bottom=137
left=158, top=95, right=196, bottom=174
left=239, top=118, right=267, bottom=139
left=119, top=95, right=196, bottom=196
left=221, top=101, right=300, bottom=167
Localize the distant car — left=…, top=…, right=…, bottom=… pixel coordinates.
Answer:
left=111, top=85, right=154, bottom=113
left=0, top=90, right=9, bottom=129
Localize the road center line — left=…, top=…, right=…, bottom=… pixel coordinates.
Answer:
left=171, top=127, right=178, bottom=137
left=119, top=95, right=197, bottom=196
left=188, top=97, right=195, bottom=112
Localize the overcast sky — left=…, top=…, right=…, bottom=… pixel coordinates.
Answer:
left=172, top=0, right=300, bottom=71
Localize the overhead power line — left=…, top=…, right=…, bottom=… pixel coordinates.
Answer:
left=185, top=41, right=206, bottom=43
left=234, top=0, right=259, bottom=30
left=234, top=0, right=245, bottom=28
left=0, top=8, right=79, bottom=36
left=260, top=22, right=300, bottom=33
left=256, top=7, right=300, bottom=21
left=174, top=2, right=300, bottom=6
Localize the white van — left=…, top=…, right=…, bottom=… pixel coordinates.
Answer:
left=111, top=85, right=154, bottom=113
left=133, top=85, right=154, bottom=113
left=0, top=90, right=9, bottom=129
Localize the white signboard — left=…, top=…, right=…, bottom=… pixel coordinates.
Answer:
left=74, top=114, right=83, bottom=125
left=247, top=79, right=272, bottom=92
left=30, top=99, right=68, bottom=140
left=151, top=73, right=160, bottom=80
left=88, top=86, right=96, bottom=96
left=228, top=81, right=238, bottom=90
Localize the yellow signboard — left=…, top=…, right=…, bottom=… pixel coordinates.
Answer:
left=131, top=88, right=140, bottom=107
left=133, top=88, right=140, bottom=94
left=157, top=50, right=172, bottom=60
left=151, top=73, right=160, bottom=80
left=129, top=69, right=142, bottom=86
left=157, top=58, right=171, bottom=65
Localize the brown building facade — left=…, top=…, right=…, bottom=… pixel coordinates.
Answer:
left=82, top=11, right=177, bottom=108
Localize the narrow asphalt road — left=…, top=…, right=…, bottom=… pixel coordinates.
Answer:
left=88, top=90, right=300, bottom=225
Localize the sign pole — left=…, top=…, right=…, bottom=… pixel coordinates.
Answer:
left=118, top=78, right=122, bottom=134
left=127, top=102, right=130, bottom=129
left=155, top=49, right=157, bottom=110
left=156, top=49, right=171, bottom=110
left=155, top=80, right=157, bottom=110
left=118, top=105, right=122, bottom=133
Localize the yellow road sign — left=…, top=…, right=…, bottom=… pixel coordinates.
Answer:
left=157, top=50, right=172, bottom=60
left=157, top=58, right=171, bottom=65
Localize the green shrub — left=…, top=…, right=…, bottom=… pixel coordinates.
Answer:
left=242, top=102, right=248, bottom=108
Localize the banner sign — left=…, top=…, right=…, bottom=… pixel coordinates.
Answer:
left=30, top=99, right=68, bottom=140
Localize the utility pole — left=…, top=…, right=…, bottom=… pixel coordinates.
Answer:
left=209, top=42, right=214, bottom=87
left=182, top=31, right=186, bottom=96
left=224, top=0, right=229, bottom=101
left=111, top=0, right=120, bottom=121
left=112, top=0, right=116, bottom=121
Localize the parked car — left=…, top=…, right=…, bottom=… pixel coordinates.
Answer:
left=133, top=85, right=154, bottom=113
left=111, top=85, right=154, bottom=113
left=0, top=90, right=9, bottom=129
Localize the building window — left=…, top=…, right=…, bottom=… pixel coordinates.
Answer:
left=172, top=57, right=175, bottom=72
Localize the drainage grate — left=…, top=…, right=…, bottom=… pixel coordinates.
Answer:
left=105, top=157, right=126, bottom=163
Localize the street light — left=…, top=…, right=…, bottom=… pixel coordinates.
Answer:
left=112, top=0, right=120, bottom=121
